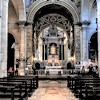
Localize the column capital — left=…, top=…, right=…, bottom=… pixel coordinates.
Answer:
left=74, top=24, right=81, bottom=30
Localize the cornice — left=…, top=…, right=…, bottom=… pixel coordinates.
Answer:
left=16, top=21, right=33, bottom=26
left=75, top=20, right=91, bottom=26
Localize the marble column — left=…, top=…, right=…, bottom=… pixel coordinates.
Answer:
left=18, top=22, right=26, bottom=76
left=0, top=0, right=9, bottom=78
left=97, top=0, right=100, bottom=77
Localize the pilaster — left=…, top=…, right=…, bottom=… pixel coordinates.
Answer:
left=0, top=0, right=9, bottom=77
left=0, top=0, right=2, bottom=68
left=81, top=21, right=90, bottom=66
left=97, top=0, right=100, bottom=77
left=82, top=24, right=87, bottom=61
left=18, top=21, right=26, bottom=76
left=74, top=25, right=81, bottom=66
left=75, top=21, right=90, bottom=66
left=26, top=24, right=33, bottom=67
left=81, top=0, right=89, bottom=21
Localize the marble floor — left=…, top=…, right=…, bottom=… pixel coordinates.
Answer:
left=28, top=80, right=78, bottom=100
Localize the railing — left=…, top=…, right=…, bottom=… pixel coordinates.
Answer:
left=31, top=69, right=74, bottom=75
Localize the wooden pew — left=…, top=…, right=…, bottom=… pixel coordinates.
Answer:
left=67, top=75, right=100, bottom=99
left=84, top=83, right=100, bottom=100
left=0, top=76, right=38, bottom=100
left=10, top=76, right=39, bottom=90
left=7, top=76, right=38, bottom=96
left=0, top=81, right=23, bottom=100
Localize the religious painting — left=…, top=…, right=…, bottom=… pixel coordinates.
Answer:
left=50, top=43, right=57, bottom=55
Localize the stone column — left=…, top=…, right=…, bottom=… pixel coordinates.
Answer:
left=0, top=0, right=2, bottom=67
left=97, top=0, right=100, bottom=77
left=74, top=25, right=81, bottom=66
left=82, top=25, right=87, bottom=62
left=0, top=0, right=9, bottom=78
left=81, top=22, right=90, bottom=65
left=81, top=0, right=89, bottom=21
left=18, top=22, right=26, bottom=76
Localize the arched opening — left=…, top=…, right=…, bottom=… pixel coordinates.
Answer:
left=7, top=33, right=15, bottom=76
left=27, top=0, right=80, bottom=69
left=26, top=1, right=80, bottom=75
left=33, top=4, right=73, bottom=25
left=89, top=32, right=98, bottom=64
left=32, top=4, right=74, bottom=62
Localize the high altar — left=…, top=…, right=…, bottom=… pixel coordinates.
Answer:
left=41, top=25, right=65, bottom=75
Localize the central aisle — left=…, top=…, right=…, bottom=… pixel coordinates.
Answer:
left=28, top=80, right=78, bottom=100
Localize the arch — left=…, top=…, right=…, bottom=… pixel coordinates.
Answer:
left=9, top=0, right=26, bottom=20
left=27, top=0, right=79, bottom=23
left=91, top=0, right=97, bottom=8
left=8, top=0, right=18, bottom=18
left=7, top=33, right=15, bottom=77
left=17, top=0, right=26, bottom=21
left=89, top=0, right=97, bottom=19
left=88, top=31, right=97, bottom=43
left=8, top=31, right=18, bottom=43
left=89, top=32, right=98, bottom=63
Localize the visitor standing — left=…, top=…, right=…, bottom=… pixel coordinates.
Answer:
left=8, top=67, right=13, bottom=77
